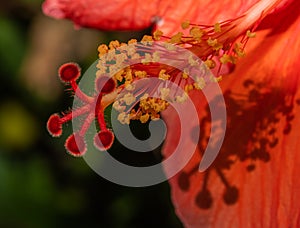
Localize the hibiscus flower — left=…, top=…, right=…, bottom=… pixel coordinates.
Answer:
left=43, top=0, right=300, bottom=227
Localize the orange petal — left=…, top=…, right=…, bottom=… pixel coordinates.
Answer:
left=42, top=0, right=262, bottom=33
left=162, top=0, right=300, bottom=227
left=42, top=0, right=166, bottom=30
left=155, top=0, right=260, bottom=36
left=42, top=0, right=295, bottom=37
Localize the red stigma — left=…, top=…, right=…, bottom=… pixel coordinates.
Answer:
left=59, top=62, right=81, bottom=82
left=95, top=76, right=116, bottom=94
left=94, top=130, right=114, bottom=151
left=65, top=133, right=87, bottom=157
left=48, top=62, right=116, bottom=156
left=47, top=113, right=62, bottom=137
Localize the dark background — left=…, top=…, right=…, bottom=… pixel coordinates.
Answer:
left=0, top=1, right=182, bottom=227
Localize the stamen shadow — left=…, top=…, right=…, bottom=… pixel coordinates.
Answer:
left=177, top=79, right=298, bottom=209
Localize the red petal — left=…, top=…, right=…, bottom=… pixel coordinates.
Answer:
left=155, top=0, right=294, bottom=36
left=162, top=1, right=300, bottom=227
left=155, top=0, right=261, bottom=36
left=42, top=0, right=263, bottom=33
left=42, top=0, right=162, bottom=30
left=42, top=0, right=295, bottom=36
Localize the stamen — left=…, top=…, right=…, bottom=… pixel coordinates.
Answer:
left=48, top=0, right=282, bottom=157
left=153, top=30, right=163, bottom=40
left=181, top=20, right=190, bottom=30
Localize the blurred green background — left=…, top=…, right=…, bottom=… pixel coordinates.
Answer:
left=0, top=1, right=182, bottom=227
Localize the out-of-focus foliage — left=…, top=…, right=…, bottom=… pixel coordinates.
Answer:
left=0, top=0, right=182, bottom=227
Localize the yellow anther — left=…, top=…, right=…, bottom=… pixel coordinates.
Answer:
left=217, top=76, right=222, bottom=82
left=109, top=65, right=119, bottom=75
left=130, top=109, right=141, bottom=120
left=211, top=75, right=222, bottom=82
left=96, top=66, right=107, bottom=76
left=194, top=77, right=206, bottom=90
left=246, top=30, right=256, bottom=38
left=134, top=70, right=147, bottom=78
left=106, top=50, right=116, bottom=61
left=182, top=72, right=189, bottom=79
left=142, top=35, right=153, bottom=41
left=123, top=69, right=132, bottom=81
left=140, top=99, right=150, bottom=110
left=183, top=68, right=190, bottom=75
left=170, top=32, right=183, bottom=43
left=164, top=43, right=177, bottom=51
left=161, top=100, right=169, bottom=110
left=189, top=27, right=203, bottom=40
left=152, top=51, right=160, bottom=62
left=160, top=87, right=170, bottom=100
left=188, top=55, right=199, bottom=66
left=141, top=53, right=152, bottom=64
left=141, top=35, right=153, bottom=45
left=233, top=42, right=245, bottom=57
left=153, top=30, right=163, bottom=40
left=153, top=103, right=161, bottom=112
left=181, top=20, right=190, bottom=29
left=96, top=58, right=106, bottom=68
left=128, top=39, right=137, bottom=44
left=151, top=113, right=160, bottom=120
left=98, top=44, right=109, bottom=57
left=204, top=59, right=216, bottom=69
left=214, top=22, right=222, bottom=33
left=113, top=101, right=126, bottom=112
left=154, top=100, right=168, bottom=112
left=109, top=40, right=120, bottom=50
left=175, top=93, right=188, bottom=103
left=118, top=112, right=130, bottom=124
left=145, top=99, right=155, bottom=110
left=126, top=45, right=136, bottom=56
left=220, top=54, right=230, bottom=64
left=123, top=93, right=136, bottom=105
left=125, top=74, right=133, bottom=84
left=220, top=54, right=236, bottom=64
left=207, top=37, right=217, bottom=46
left=140, top=113, right=150, bottom=123
left=184, top=84, right=194, bottom=93
left=213, top=43, right=223, bottom=51
left=115, top=53, right=127, bottom=65
left=114, top=69, right=124, bottom=81
left=125, top=83, right=135, bottom=91
left=140, top=93, right=149, bottom=101
left=158, top=69, right=171, bottom=80
left=207, top=37, right=223, bottom=51
left=131, top=53, right=141, bottom=59
left=124, top=80, right=133, bottom=87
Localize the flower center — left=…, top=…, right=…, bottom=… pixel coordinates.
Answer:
left=46, top=0, right=284, bottom=156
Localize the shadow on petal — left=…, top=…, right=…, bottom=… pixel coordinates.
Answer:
left=164, top=77, right=300, bottom=227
